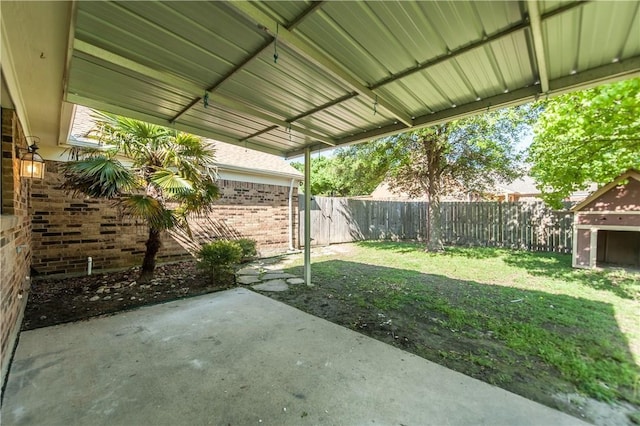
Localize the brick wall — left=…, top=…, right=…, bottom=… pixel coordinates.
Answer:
left=207, top=179, right=298, bottom=251
left=1, top=108, right=31, bottom=386
left=31, top=164, right=298, bottom=276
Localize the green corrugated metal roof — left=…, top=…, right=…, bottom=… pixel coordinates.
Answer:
left=66, top=0, right=640, bottom=158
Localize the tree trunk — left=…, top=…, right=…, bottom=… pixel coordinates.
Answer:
left=424, top=134, right=444, bottom=253
left=140, top=228, right=162, bottom=282
left=426, top=193, right=444, bottom=252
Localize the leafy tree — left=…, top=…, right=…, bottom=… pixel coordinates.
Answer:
left=291, top=141, right=401, bottom=196
left=291, top=156, right=340, bottom=195
left=62, top=113, right=220, bottom=281
left=386, top=107, right=534, bottom=251
left=331, top=141, right=402, bottom=196
left=529, top=78, right=640, bottom=208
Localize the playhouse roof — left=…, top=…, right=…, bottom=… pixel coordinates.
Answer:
left=571, top=169, right=640, bottom=212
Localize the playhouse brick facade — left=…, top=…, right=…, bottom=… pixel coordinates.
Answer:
left=572, top=170, right=640, bottom=269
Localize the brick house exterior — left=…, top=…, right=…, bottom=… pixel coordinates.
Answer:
left=30, top=163, right=300, bottom=276
left=1, top=108, right=32, bottom=384
left=0, top=104, right=301, bottom=388
left=23, top=106, right=302, bottom=277
left=571, top=170, right=640, bottom=269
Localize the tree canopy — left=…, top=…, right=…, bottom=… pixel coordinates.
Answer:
left=385, top=106, right=533, bottom=250
left=290, top=142, right=396, bottom=197
left=62, top=113, right=220, bottom=280
left=294, top=106, right=534, bottom=250
left=528, top=78, right=640, bottom=208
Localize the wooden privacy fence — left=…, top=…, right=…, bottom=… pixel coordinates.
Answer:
left=299, top=197, right=574, bottom=253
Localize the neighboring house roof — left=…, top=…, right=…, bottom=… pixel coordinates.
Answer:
left=571, top=169, right=640, bottom=212
left=369, top=182, right=467, bottom=201
left=370, top=175, right=598, bottom=204
left=370, top=182, right=426, bottom=200
left=69, top=106, right=302, bottom=181
left=494, top=176, right=540, bottom=195
left=485, top=176, right=598, bottom=201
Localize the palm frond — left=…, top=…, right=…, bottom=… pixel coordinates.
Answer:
left=117, top=195, right=176, bottom=230
left=151, top=169, right=194, bottom=195
left=61, top=156, right=137, bottom=198
left=174, top=180, right=221, bottom=215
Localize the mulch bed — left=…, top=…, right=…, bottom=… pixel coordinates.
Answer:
left=22, top=261, right=235, bottom=330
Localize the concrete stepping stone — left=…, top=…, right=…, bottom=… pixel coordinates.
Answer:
left=237, top=268, right=260, bottom=275
left=252, top=280, right=289, bottom=292
left=262, top=273, right=295, bottom=280
left=238, top=276, right=261, bottom=285
left=286, top=278, right=305, bottom=285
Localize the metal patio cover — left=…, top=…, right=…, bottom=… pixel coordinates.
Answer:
left=67, top=1, right=640, bottom=158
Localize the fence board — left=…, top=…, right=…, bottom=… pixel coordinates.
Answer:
left=299, top=196, right=574, bottom=253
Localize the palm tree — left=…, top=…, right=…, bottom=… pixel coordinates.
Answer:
left=61, top=113, right=220, bottom=281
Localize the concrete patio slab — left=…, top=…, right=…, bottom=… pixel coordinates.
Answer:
left=2, top=288, right=586, bottom=426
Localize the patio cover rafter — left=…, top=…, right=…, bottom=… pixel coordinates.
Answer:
left=228, top=1, right=414, bottom=127
left=287, top=56, right=640, bottom=157
left=370, top=1, right=587, bottom=92
left=72, top=39, right=335, bottom=146
left=66, top=93, right=285, bottom=156
left=527, top=0, right=550, bottom=93
left=169, top=1, right=327, bottom=125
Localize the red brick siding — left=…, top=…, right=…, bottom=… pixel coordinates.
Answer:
left=30, top=164, right=298, bottom=276
left=1, top=108, right=31, bottom=384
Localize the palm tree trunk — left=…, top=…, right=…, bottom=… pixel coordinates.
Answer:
left=140, top=228, right=162, bottom=282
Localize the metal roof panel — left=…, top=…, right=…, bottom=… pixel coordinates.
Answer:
left=64, top=0, right=640, bottom=156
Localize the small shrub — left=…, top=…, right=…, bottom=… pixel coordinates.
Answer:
left=198, top=240, right=243, bottom=282
left=236, top=238, right=257, bottom=261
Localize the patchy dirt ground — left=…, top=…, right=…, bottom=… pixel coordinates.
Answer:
left=22, top=261, right=234, bottom=330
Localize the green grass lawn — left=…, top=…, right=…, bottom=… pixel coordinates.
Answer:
left=275, top=242, right=640, bottom=408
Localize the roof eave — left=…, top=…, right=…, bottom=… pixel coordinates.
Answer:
left=217, top=163, right=303, bottom=182
left=571, top=169, right=640, bottom=212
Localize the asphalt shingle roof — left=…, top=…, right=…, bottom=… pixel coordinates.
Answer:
left=70, top=106, right=302, bottom=179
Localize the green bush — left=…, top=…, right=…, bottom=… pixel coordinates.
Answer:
left=236, top=238, right=257, bottom=261
left=198, top=240, right=243, bottom=282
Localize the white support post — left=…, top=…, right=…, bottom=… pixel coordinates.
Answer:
left=589, top=228, right=598, bottom=269
left=304, top=147, right=312, bottom=285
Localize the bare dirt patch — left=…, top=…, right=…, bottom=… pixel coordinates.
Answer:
left=22, top=261, right=234, bottom=330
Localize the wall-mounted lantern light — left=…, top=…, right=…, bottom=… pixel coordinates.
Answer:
left=19, top=136, right=46, bottom=179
